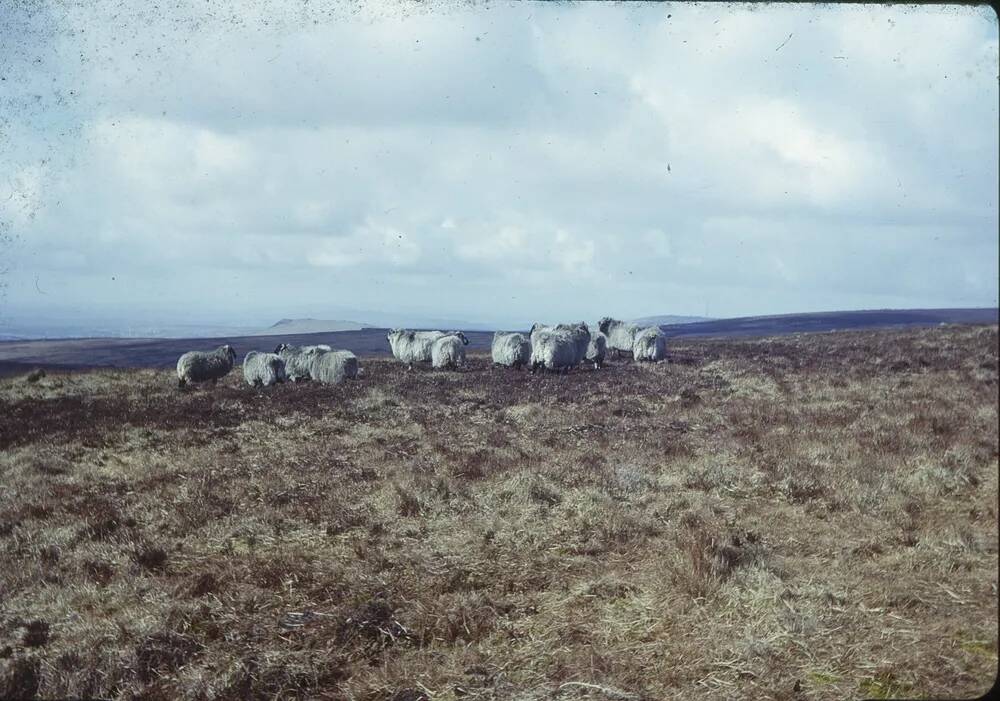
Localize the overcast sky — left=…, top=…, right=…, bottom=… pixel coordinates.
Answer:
left=1, top=1, right=997, bottom=329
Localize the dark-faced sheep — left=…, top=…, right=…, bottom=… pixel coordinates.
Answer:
left=176, top=345, right=237, bottom=387
left=274, top=343, right=331, bottom=382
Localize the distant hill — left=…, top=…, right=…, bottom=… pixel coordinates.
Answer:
left=254, top=318, right=375, bottom=335
left=658, top=308, right=999, bottom=338
left=631, top=314, right=713, bottom=326
left=1, top=308, right=996, bottom=376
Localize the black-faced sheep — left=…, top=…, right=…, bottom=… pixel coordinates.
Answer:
left=274, top=343, right=331, bottom=382
left=176, top=344, right=237, bottom=387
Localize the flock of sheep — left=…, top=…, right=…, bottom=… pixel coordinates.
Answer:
left=174, top=317, right=667, bottom=388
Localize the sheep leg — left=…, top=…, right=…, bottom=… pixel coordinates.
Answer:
left=177, top=378, right=186, bottom=389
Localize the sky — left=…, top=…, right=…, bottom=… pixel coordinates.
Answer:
left=1, top=0, right=997, bottom=331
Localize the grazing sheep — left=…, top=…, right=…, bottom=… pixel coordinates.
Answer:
left=432, top=334, right=467, bottom=369
left=176, top=344, right=237, bottom=387
left=598, top=317, right=642, bottom=359
left=274, top=343, right=331, bottom=381
left=633, top=326, right=668, bottom=361
left=309, top=349, right=360, bottom=384
left=530, top=322, right=591, bottom=367
left=387, top=329, right=468, bottom=369
left=242, top=351, right=287, bottom=387
left=586, top=331, right=608, bottom=369
left=491, top=331, right=531, bottom=369
left=529, top=328, right=579, bottom=374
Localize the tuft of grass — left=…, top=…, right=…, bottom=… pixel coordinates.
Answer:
left=132, top=543, right=169, bottom=572
left=858, top=672, right=913, bottom=699
left=960, top=640, right=998, bottom=659
left=806, top=670, right=839, bottom=686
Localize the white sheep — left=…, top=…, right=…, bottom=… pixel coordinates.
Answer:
left=598, top=317, right=642, bottom=359
left=586, top=331, right=608, bottom=369
left=530, top=322, right=591, bottom=367
left=529, top=328, right=579, bottom=374
left=387, top=329, right=468, bottom=369
left=432, top=334, right=467, bottom=369
left=176, top=344, right=237, bottom=387
left=242, top=351, right=287, bottom=387
left=632, top=326, right=668, bottom=361
left=491, top=331, right=531, bottom=369
left=310, top=349, right=360, bottom=384
left=274, top=343, right=331, bottom=381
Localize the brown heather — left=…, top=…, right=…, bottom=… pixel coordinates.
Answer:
left=0, top=324, right=996, bottom=700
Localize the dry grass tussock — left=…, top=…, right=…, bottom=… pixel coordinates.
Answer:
left=0, top=324, right=997, bottom=700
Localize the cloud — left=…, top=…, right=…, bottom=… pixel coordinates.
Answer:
left=308, top=221, right=421, bottom=268
left=1, top=1, right=996, bottom=327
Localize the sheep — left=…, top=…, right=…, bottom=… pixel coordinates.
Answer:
left=530, top=322, right=591, bottom=367
left=309, top=349, right=360, bottom=384
left=274, top=343, right=331, bottom=381
left=586, top=331, right=608, bottom=369
left=598, top=317, right=643, bottom=359
left=529, top=327, right=579, bottom=374
left=176, top=344, right=237, bottom=387
left=242, top=351, right=287, bottom=387
left=431, top=334, right=467, bottom=369
left=387, top=329, right=468, bottom=369
left=491, top=331, right=531, bottom=369
left=632, top=326, right=668, bottom=361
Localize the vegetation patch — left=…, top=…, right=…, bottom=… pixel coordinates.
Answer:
left=0, top=325, right=995, bottom=699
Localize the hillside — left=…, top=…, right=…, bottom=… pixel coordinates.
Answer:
left=631, top=314, right=713, bottom=326
left=0, top=324, right=996, bottom=699
left=253, top=318, right=375, bottom=335
left=660, top=307, right=999, bottom=338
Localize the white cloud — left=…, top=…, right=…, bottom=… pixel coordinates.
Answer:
left=642, top=230, right=673, bottom=259
left=308, top=220, right=421, bottom=269
left=1, top=1, right=996, bottom=325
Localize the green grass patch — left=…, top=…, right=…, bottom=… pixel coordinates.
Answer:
left=959, top=640, right=998, bottom=658
left=807, top=670, right=839, bottom=686
left=858, top=673, right=912, bottom=699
